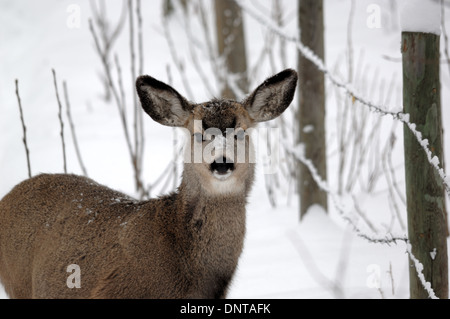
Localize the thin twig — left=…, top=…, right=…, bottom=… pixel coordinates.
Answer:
left=388, top=262, right=395, bottom=296
left=197, top=0, right=226, bottom=94
left=162, top=9, right=194, bottom=100
left=15, top=79, right=32, bottom=178
left=90, top=19, right=143, bottom=194
left=128, top=0, right=140, bottom=189
left=136, top=0, right=143, bottom=76
left=272, top=0, right=287, bottom=69
left=63, top=81, right=88, bottom=176
left=346, top=0, right=355, bottom=83
left=381, top=125, right=406, bottom=231
left=237, top=0, right=450, bottom=199
left=114, top=54, right=127, bottom=121
left=52, top=69, right=67, bottom=174
left=351, top=195, right=377, bottom=233
left=89, top=19, right=133, bottom=152
left=136, top=0, right=145, bottom=175
left=180, top=3, right=216, bottom=97
left=341, top=0, right=356, bottom=193
left=128, top=0, right=146, bottom=197
left=90, top=0, right=127, bottom=101
left=286, top=142, right=407, bottom=245
left=288, top=141, right=438, bottom=299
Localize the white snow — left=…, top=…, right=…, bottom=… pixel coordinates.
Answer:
left=1, top=0, right=450, bottom=300
left=400, top=0, right=442, bottom=35
left=303, top=125, right=314, bottom=134
left=430, top=248, right=437, bottom=261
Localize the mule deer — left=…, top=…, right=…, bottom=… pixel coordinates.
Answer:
left=0, top=69, right=297, bottom=298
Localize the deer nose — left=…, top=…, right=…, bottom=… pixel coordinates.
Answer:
left=210, top=157, right=235, bottom=175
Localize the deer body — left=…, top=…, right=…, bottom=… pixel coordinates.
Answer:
left=0, top=69, right=297, bottom=298
left=0, top=173, right=246, bottom=298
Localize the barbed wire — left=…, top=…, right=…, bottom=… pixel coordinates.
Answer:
left=236, top=0, right=444, bottom=299
left=286, top=142, right=408, bottom=244
left=236, top=0, right=450, bottom=200
left=288, top=142, right=438, bottom=299
left=406, top=242, right=439, bottom=299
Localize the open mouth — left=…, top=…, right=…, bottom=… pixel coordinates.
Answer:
left=210, top=157, right=235, bottom=180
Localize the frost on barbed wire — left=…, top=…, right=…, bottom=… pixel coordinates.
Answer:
left=287, top=142, right=408, bottom=245
left=406, top=242, right=439, bottom=299
left=235, top=0, right=450, bottom=200
left=290, top=142, right=440, bottom=299
left=234, top=0, right=445, bottom=300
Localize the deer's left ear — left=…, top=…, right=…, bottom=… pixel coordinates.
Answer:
left=243, top=69, right=298, bottom=122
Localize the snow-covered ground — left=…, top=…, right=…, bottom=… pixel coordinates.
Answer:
left=0, top=0, right=449, bottom=299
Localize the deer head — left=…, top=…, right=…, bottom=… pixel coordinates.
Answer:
left=136, top=69, right=298, bottom=196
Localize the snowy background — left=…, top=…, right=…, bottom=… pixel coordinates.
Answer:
left=1, top=0, right=449, bottom=298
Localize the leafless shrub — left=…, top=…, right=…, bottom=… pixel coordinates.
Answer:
left=89, top=0, right=184, bottom=199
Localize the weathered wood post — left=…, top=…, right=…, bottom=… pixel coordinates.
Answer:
left=297, top=0, right=328, bottom=219
left=214, top=0, right=248, bottom=99
left=402, top=2, right=448, bottom=299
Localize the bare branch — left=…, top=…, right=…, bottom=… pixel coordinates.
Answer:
left=89, top=18, right=135, bottom=172
left=180, top=3, right=216, bottom=97
left=90, top=0, right=127, bottom=101
left=128, top=0, right=139, bottom=174
left=237, top=0, right=450, bottom=199
left=161, top=5, right=195, bottom=100
left=52, top=69, right=67, bottom=174
left=136, top=0, right=145, bottom=176
left=63, top=81, right=88, bottom=177
left=286, top=142, right=408, bottom=245
left=15, top=79, right=32, bottom=178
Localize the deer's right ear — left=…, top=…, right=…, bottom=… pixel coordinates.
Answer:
left=136, top=75, right=192, bottom=127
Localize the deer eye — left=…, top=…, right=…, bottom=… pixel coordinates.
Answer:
left=235, top=128, right=245, bottom=141
left=194, top=132, right=203, bottom=143
left=204, top=128, right=221, bottom=141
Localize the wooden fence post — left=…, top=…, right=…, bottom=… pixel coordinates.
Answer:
left=402, top=31, right=448, bottom=299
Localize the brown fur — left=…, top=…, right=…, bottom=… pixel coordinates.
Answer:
left=0, top=69, right=297, bottom=299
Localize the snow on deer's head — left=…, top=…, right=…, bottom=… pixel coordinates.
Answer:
left=136, top=69, right=298, bottom=195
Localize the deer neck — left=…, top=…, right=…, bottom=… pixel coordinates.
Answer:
left=177, top=170, right=249, bottom=232
left=175, top=168, right=251, bottom=273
